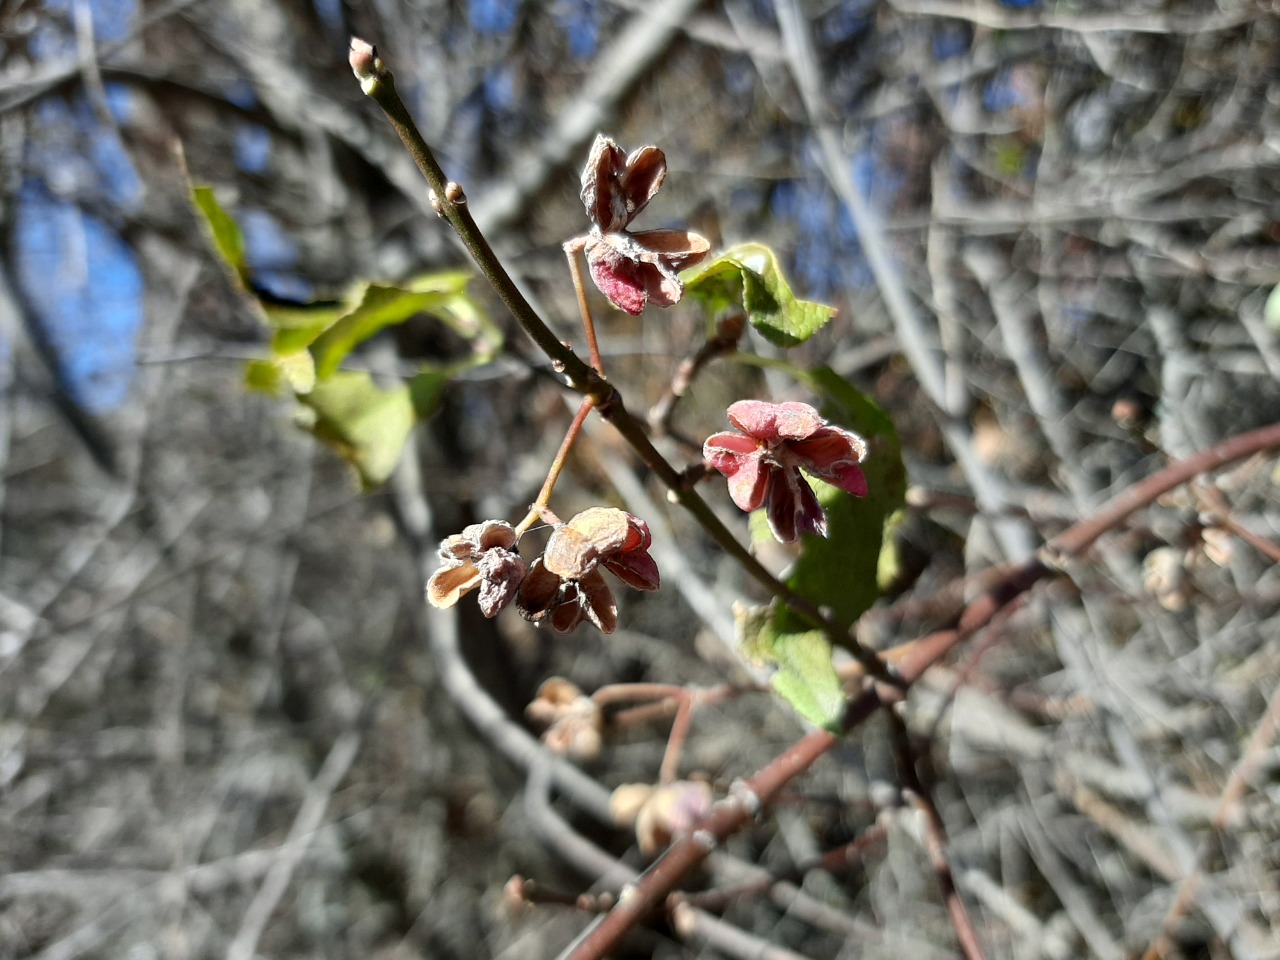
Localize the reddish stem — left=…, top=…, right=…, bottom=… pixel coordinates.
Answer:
left=515, top=397, right=595, bottom=536
left=564, top=237, right=605, bottom=375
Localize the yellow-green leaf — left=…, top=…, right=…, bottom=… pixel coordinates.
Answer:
left=739, top=605, right=845, bottom=731
left=683, top=242, right=836, bottom=346
left=246, top=350, right=317, bottom=395
left=311, top=283, right=481, bottom=380
left=245, top=358, right=284, bottom=394
left=190, top=185, right=249, bottom=286
left=298, top=372, right=416, bottom=489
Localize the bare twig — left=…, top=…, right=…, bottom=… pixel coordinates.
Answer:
left=883, top=0, right=1255, bottom=34
left=648, top=311, right=746, bottom=446
left=669, top=902, right=813, bottom=960
left=225, top=730, right=362, bottom=960
left=683, top=820, right=887, bottom=916
left=528, top=760, right=818, bottom=960
left=889, top=712, right=987, bottom=960
left=1140, top=680, right=1280, bottom=960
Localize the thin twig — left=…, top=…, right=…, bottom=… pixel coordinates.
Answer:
left=648, top=311, right=746, bottom=445
left=224, top=730, right=361, bottom=960
left=564, top=238, right=605, bottom=374
left=681, top=819, right=888, bottom=915
left=516, top=396, right=596, bottom=535
left=1140, top=680, right=1280, bottom=960
left=659, top=692, right=694, bottom=785
left=669, top=902, right=813, bottom=960
left=889, top=712, right=987, bottom=960
left=1044, top=422, right=1280, bottom=560
left=884, top=0, right=1255, bottom=34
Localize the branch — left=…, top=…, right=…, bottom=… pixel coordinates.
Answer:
left=882, top=0, right=1254, bottom=34
left=890, top=712, right=987, bottom=960
left=225, top=731, right=361, bottom=960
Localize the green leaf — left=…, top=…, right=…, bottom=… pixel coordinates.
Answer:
left=297, top=372, right=416, bottom=489
left=407, top=367, right=450, bottom=419
left=184, top=171, right=499, bottom=490
left=681, top=256, right=750, bottom=317
left=771, top=367, right=907, bottom=640
left=262, top=273, right=497, bottom=380
left=877, top=508, right=908, bottom=592
left=310, top=284, right=450, bottom=380
left=264, top=303, right=348, bottom=355
left=738, top=606, right=845, bottom=731
left=682, top=242, right=836, bottom=347
left=190, top=185, right=249, bottom=286
left=245, top=351, right=316, bottom=395
left=245, top=358, right=283, bottom=394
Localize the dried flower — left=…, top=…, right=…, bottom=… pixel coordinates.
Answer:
left=426, top=520, right=527, bottom=617
left=609, top=780, right=714, bottom=856
left=576, top=134, right=710, bottom=316
left=526, top=677, right=604, bottom=761
left=609, top=783, right=655, bottom=828
left=517, top=507, right=660, bottom=633
left=703, top=400, right=868, bottom=543
left=1143, top=545, right=1189, bottom=612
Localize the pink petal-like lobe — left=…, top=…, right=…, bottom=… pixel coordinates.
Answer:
left=604, top=550, right=660, bottom=592
left=581, top=135, right=629, bottom=231
left=586, top=238, right=650, bottom=315
left=790, top=429, right=866, bottom=470
left=703, top=431, right=759, bottom=457
left=825, top=462, right=868, bottom=497
left=620, top=146, right=667, bottom=224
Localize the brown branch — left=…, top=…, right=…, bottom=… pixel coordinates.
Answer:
left=679, top=819, right=888, bottom=915
left=1043, top=422, right=1280, bottom=561
left=889, top=712, right=987, bottom=960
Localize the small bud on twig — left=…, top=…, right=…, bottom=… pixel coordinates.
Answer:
left=348, top=37, right=380, bottom=91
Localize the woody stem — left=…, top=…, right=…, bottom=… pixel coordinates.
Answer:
left=351, top=40, right=593, bottom=390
